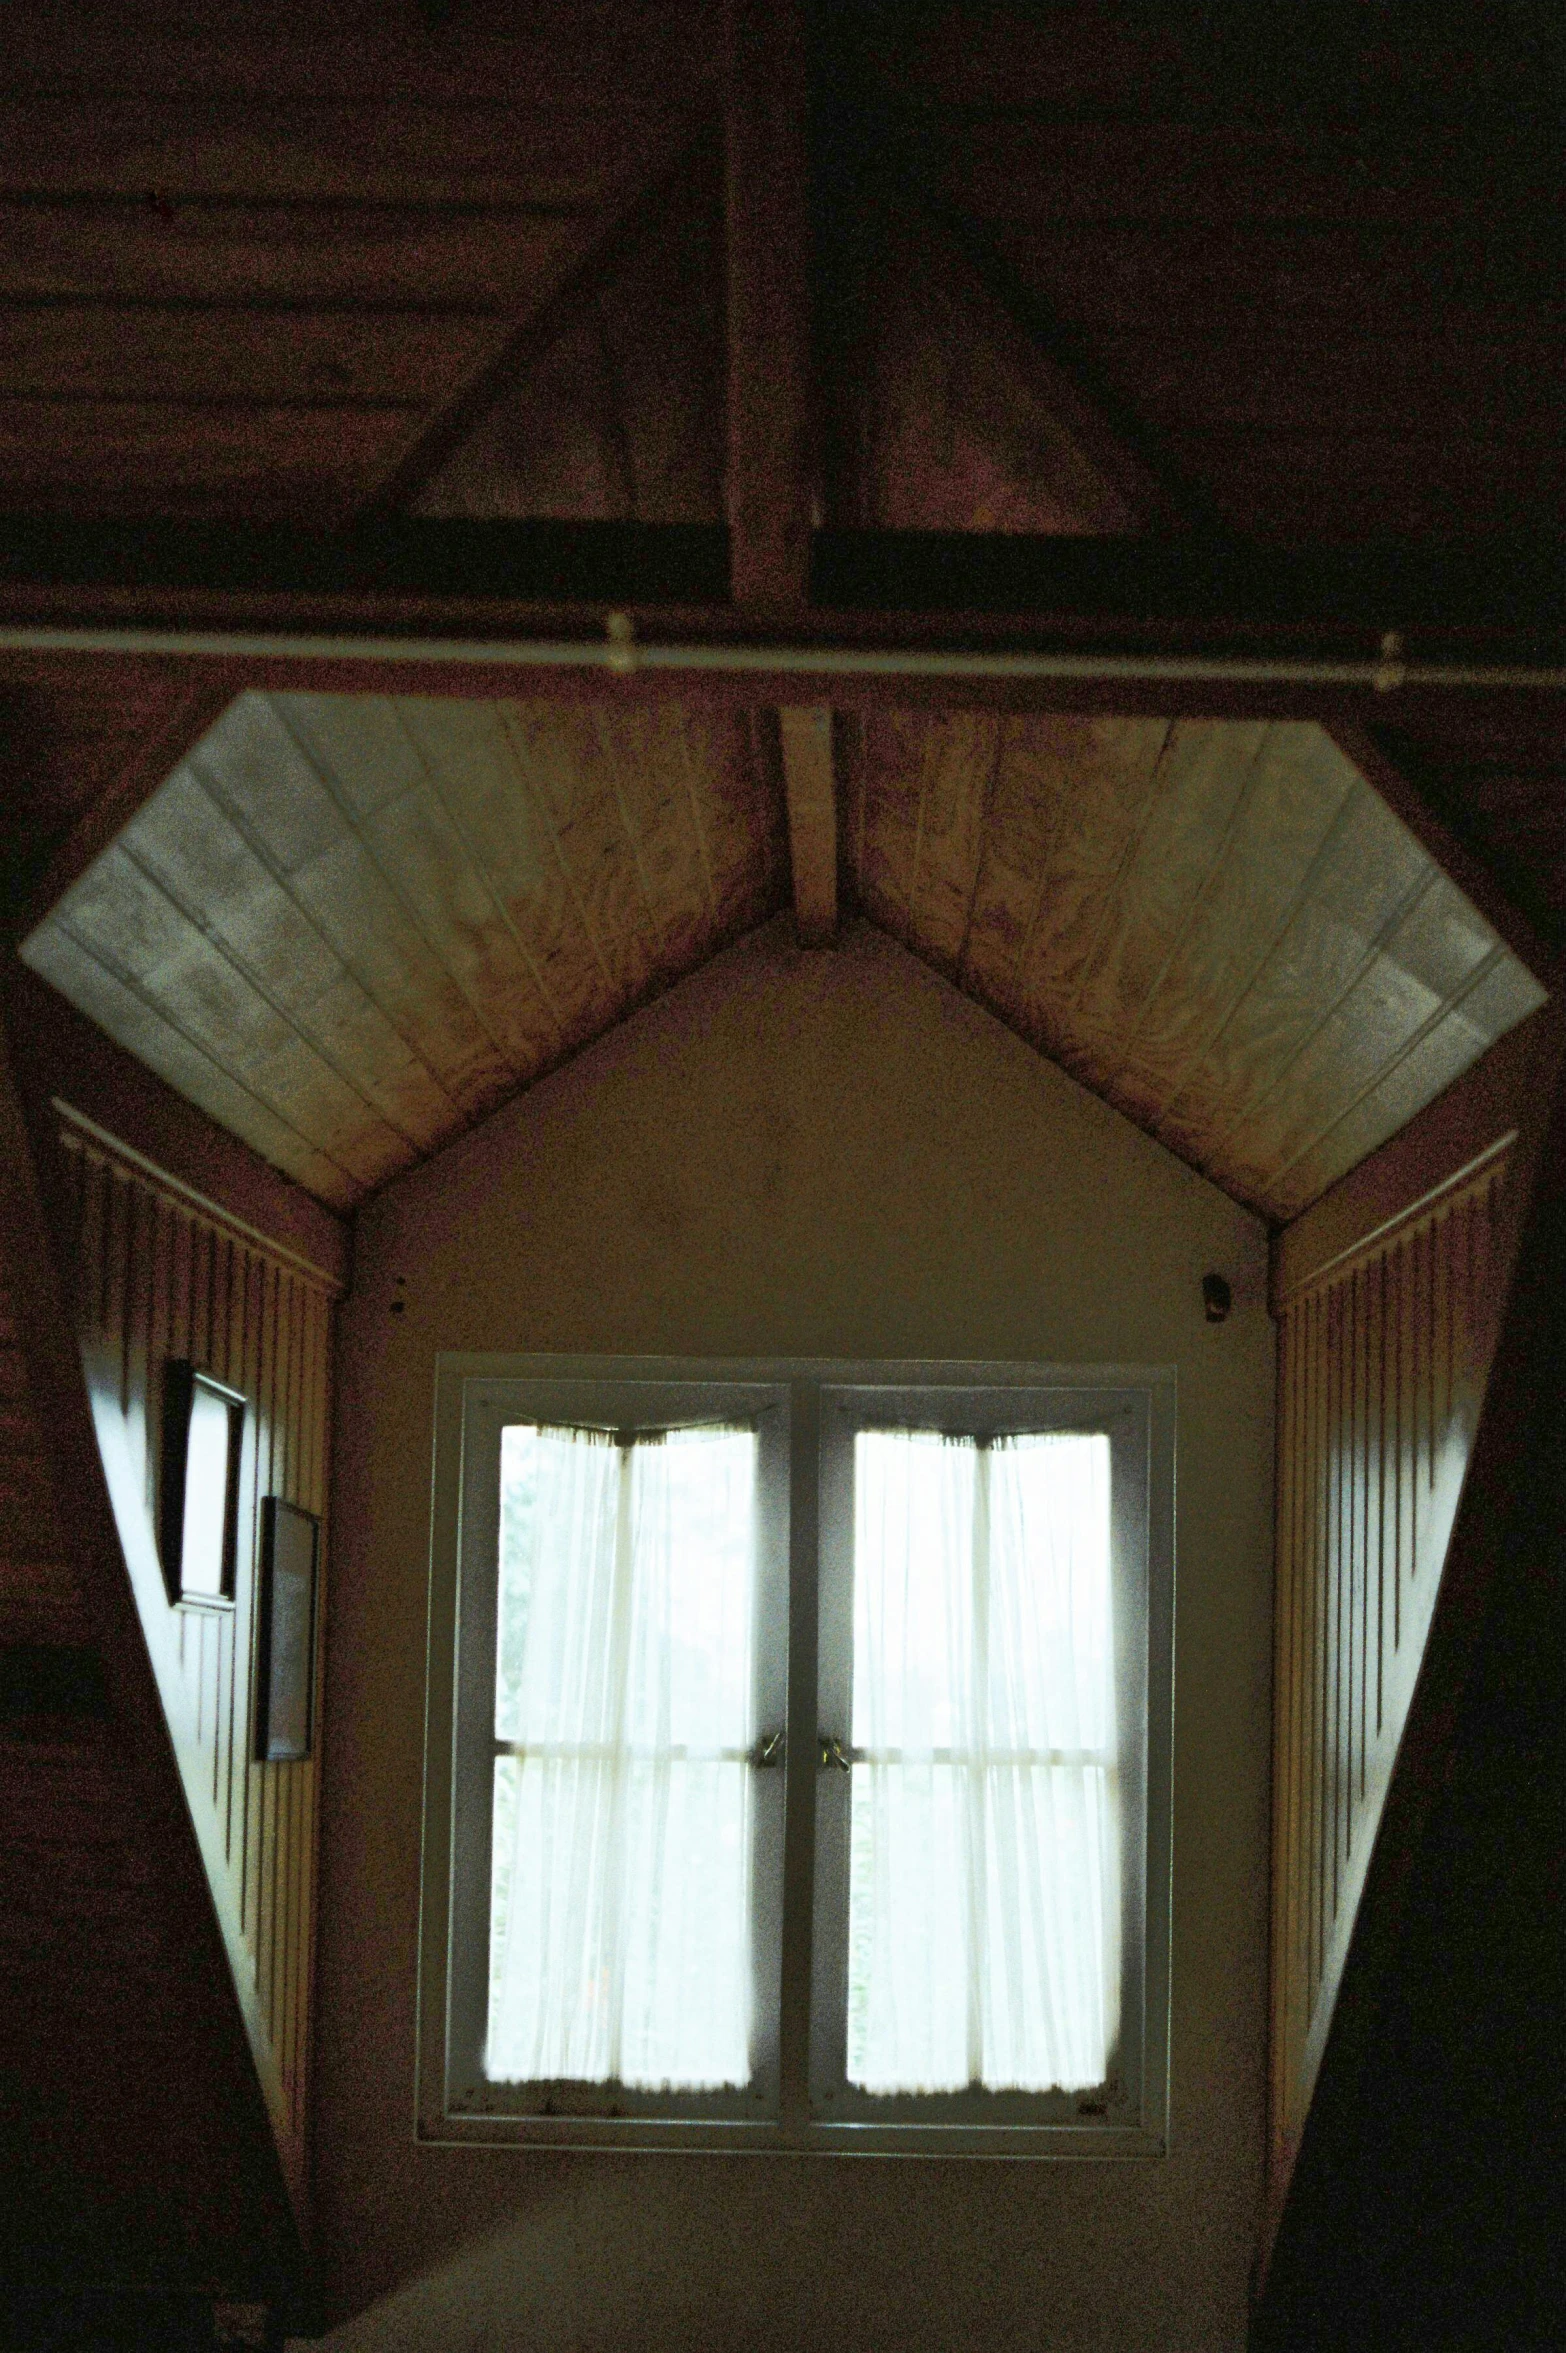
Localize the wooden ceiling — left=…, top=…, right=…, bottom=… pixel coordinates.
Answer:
left=848, top=4, right=1565, bottom=541
left=20, top=695, right=1544, bottom=1221
left=0, top=0, right=719, bottom=520
left=0, top=0, right=1559, bottom=1225
left=0, top=2, right=1557, bottom=539
left=20, top=692, right=787, bottom=1207
left=844, top=713, right=1544, bottom=1218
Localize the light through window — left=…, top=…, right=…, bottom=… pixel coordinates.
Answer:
left=423, top=1361, right=1171, bottom=2154
left=486, top=1423, right=758, bottom=2089
left=846, top=1430, right=1119, bottom=2095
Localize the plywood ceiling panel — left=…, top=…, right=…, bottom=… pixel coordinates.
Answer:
left=21, top=692, right=788, bottom=1207
left=844, top=715, right=1547, bottom=1221
left=20, top=699, right=1546, bottom=1223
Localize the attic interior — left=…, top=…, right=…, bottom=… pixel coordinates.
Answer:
left=0, top=4, right=1561, bottom=2348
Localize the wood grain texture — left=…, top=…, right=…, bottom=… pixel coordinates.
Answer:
left=0, top=999, right=303, bottom=2292
left=822, top=196, right=1159, bottom=536
left=848, top=714, right=1547, bottom=1219
left=410, top=141, right=724, bottom=526
left=0, top=0, right=721, bottom=523
left=847, top=5, right=1564, bottom=542
left=1261, top=998, right=1566, bottom=2282
left=56, top=1115, right=335, bottom=2205
left=3, top=958, right=349, bottom=1292
left=21, top=689, right=788, bottom=1206
left=1267, top=1154, right=1506, bottom=2208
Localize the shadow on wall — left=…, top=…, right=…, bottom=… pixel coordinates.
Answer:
left=287, top=2198, right=578, bottom=2352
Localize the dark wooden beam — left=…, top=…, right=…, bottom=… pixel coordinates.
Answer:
left=725, top=0, right=813, bottom=606
left=0, top=523, right=1560, bottom=731
left=2, top=518, right=1559, bottom=643
left=2, top=962, right=350, bottom=1291
left=778, top=705, right=837, bottom=946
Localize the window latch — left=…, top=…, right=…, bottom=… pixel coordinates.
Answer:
left=748, top=1729, right=786, bottom=1768
left=818, top=1735, right=852, bottom=1772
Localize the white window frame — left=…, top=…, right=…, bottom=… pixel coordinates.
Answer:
left=418, top=1358, right=1175, bottom=2158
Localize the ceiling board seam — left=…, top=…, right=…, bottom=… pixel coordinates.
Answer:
left=42, top=914, right=360, bottom=1200
left=672, top=719, right=721, bottom=930
left=954, top=718, right=1005, bottom=987
left=388, top=702, right=571, bottom=1051
left=1140, top=769, right=1372, bottom=1128
left=907, top=729, right=932, bottom=946
left=1092, top=723, right=1279, bottom=1094
left=1260, top=941, right=1515, bottom=1205
left=1057, top=718, right=1179, bottom=1023
left=184, top=748, right=467, bottom=1122
left=1192, top=861, right=1444, bottom=1170
left=109, top=832, right=424, bottom=1158
left=267, top=694, right=529, bottom=1086
left=493, top=704, right=619, bottom=1005
left=1005, top=737, right=1076, bottom=1012
left=590, top=708, right=676, bottom=970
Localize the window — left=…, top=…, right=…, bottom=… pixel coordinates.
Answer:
left=419, top=1360, right=1173, bottom=2155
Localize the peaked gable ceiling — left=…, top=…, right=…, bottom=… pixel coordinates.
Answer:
left=19, top=693, right=1546, bottom=1221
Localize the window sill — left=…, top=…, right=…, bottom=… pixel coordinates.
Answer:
left=416, top=2109, right=1168, bottom=2160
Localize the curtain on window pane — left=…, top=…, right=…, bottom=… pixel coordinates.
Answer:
left=848, top=1430, right=1120, bottom=2094
left=487, top=1423, right=757, bottom=2090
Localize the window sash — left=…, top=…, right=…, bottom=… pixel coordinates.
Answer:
left=443, top=1377, right=790, bottom=2127
left=419, top=1358, right=1173, bottom=2156
left=809, top=1387, right=1152, bottom=2135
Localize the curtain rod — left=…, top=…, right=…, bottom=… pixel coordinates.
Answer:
left=0, top=620, right=1560, bottom=693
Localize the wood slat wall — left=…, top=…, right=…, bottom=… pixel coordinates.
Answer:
left=0, top=1250, right=300, bottom=2291
left=54, top=1112, right=337, bottom=2206
left=1266, top=1141, right=1512, bottom=2219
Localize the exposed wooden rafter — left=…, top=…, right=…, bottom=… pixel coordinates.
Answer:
left=778, top=705, right=837, bottom=947
left=724, top=0, right=812, bottom=606
left=357, top=112, right=723, bottom=519
left=826, top=179, right=1182, bottom=536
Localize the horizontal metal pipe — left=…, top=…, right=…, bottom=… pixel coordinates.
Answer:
left=0, top=621, right=1561, bottom=693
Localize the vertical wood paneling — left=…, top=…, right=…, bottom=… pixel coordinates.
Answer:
left=1268, top=1145, right=1511, bottom=2216
left=53, top=1116, right=336, bottom=2206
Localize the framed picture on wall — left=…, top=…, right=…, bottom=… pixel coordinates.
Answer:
left=256, top=1498, right=319, bottom=1763
left=160, top=1360, right=246, bottom=1608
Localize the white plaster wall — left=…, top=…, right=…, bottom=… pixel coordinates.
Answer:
left=315, top=921, right=1274, bottom=2351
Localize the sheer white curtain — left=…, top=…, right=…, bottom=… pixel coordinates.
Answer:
left=847, top=1429, right=1120, bottom=2094
left=486, top=1423, right=757, bottom=2090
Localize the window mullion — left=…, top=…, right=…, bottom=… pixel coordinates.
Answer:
left=966, top=1441, right=991, bottom=2090
left=780, top=1377, right=823, bottom=2139
left=600, top=1440, right=637, bottom=2085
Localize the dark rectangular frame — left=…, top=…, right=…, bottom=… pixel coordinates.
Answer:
left=159, top=1359, right=245, bottom=1608
left=255, top=1497, right=319, bottom=1763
